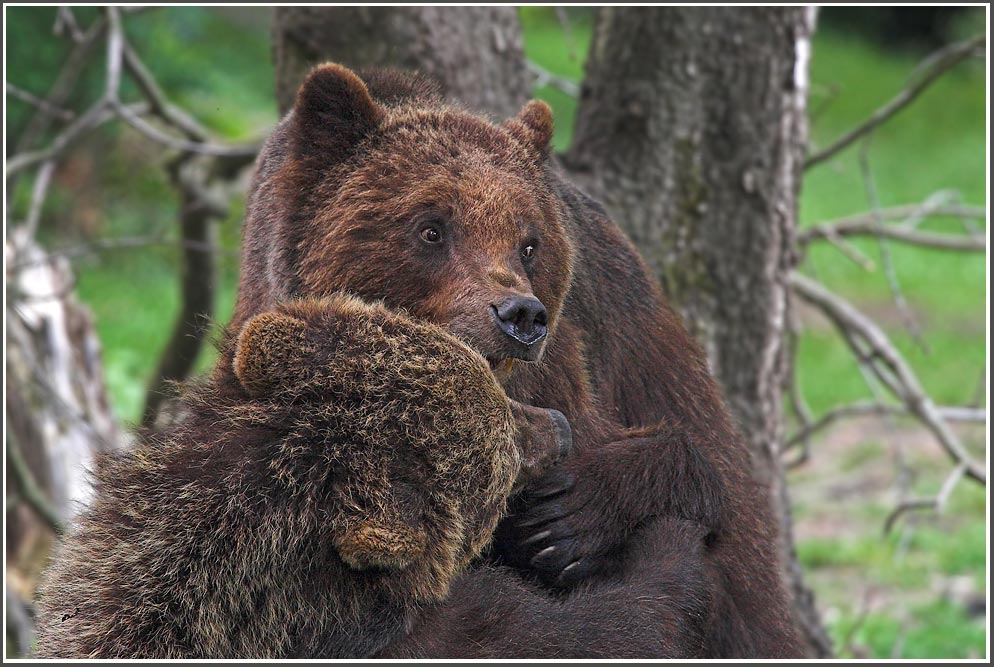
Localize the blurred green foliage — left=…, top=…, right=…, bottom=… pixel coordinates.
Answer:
left=5, top=6, right=987, bottom=659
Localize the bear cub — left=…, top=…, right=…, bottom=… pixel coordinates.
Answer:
left=34, top=294, right=568, bottom=659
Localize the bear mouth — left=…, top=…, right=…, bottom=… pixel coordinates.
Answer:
left=486, top=356, right=518, bottom=374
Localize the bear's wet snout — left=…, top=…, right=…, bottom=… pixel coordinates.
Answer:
left=491, top=296, right=548, bottom=349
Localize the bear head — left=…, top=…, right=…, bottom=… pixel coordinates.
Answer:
left=259, top=63, right=574, bottom=381
left=230, top=294, right=529, bottom=601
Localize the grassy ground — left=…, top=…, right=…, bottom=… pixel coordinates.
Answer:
left=10, top=7, right=986, bottom=658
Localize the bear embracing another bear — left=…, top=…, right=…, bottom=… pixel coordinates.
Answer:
left=36, top=61, right=803, bottom=658
left=34, top=295, right=568, bottom=658
left=225, top=63, right=803, bottom=658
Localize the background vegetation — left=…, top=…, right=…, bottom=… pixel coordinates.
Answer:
left=5, top=6, right=987, bottom=658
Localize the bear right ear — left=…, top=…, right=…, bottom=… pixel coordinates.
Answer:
left=233, top=311, right=308, bottom=397
left=290, top=63, right=385, bottom=164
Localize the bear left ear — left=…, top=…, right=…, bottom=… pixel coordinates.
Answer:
left=290, top=63, right=385, bottom=166
left=233, top=311, right=308, bottom=397
left=503, top=99, right=554, bottom=160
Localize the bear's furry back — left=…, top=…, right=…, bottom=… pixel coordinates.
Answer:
left=33, top=295, right=518, bottom=659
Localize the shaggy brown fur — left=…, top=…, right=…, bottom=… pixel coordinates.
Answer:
left=33, top=295, right=566, bottom=658
left=225, top=63, right=803, bottom=658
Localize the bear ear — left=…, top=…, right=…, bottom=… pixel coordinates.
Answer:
left=290, top=63, right=385, bottom=164
left=233, top=311, right=308, bottom=397
left=334, top=517, right=427, bottom=571
left=503, top=99, right=554, bottom=160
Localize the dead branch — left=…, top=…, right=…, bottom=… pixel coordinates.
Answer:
left=789, top=272, right=985, bottom=485
left=24, top=161, right=56, bottom=238
left=805, top=34, right=985, bottom=169
left=6, top=433, right=65, bottom=535
left=884, top=463, right=968, bottom=534
left=785, top=400, right=987, bottom=449
left=527, top=61, right=580, bottom=97
left=6, top=82, right=75, bottom=121
left=141, top=156, right=229, bottom=428
left=801, top=199, right=986, bottom=252
left=858, top=138, right=927, bottom=352
left=801, top=221, right=985, bottom=252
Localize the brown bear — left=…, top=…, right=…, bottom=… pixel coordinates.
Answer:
left=226, top=62, right=803, bottom=658
left=32, top=294, right=568, bottom=658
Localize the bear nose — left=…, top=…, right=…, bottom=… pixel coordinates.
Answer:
left=491, top=296, right=548, bottom=347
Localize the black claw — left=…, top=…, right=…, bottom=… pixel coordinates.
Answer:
left=521, top=530, right=552, bottom=547
left=555, top=560, right=584, bottom=588
left=530, top=545, right=558, bottom=569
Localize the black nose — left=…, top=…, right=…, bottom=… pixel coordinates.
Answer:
left=492, top=296, right=548, bottom=347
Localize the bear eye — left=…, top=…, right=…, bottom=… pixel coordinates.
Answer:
left=521, top=243, right=537, bottom=260
left=419, top=224, right=443, bottom=245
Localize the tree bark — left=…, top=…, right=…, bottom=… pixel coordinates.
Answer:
left=5, top=228, right=126, bottom=654
left=271, top=6, right=531, bottom=118
left=565, top=7, right=830, bottom=657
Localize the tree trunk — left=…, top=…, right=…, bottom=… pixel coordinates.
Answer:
left=565, top=7, right=830, bottom=657
left=271, top=6, right=531, bottom=118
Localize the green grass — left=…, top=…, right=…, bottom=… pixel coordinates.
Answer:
left=9, top=7, right=986, bottom=659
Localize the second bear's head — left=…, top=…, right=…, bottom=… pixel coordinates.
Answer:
left=271, top=64, right=574, bottom=381
left=231, top=294, right=522, bottom=601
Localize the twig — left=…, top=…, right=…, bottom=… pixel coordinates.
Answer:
left=527, top=61, right=580, bottom=98
left=6, top=82, right=75, bottom=121
left=785, top=400, right=986, bottom=448
left=802, top=222, right=985, bottom=252
left=858, top=137, right=928, bottom=353
left=884, top=463, right=968, bottom=533
left=24, top=161, right=56, bottom=240
left=784, top=293, right=815, bottom=468
left=15, top=11, right=107, bottom=157
left=789, top=272, right=985, bottom=484
left=112, top=100, right=259, bottom=157
left=805, top=34, right=985, bottom=169
left=54, top=6, right=85, bottom=42
left=5, top=99, right=144, bottom=177
left=6, top=433, right=65, bottom=534
left=121, top=40, right=208, bottom=141
left=7, top=234, right=232, bottom=272
left=801, top=203, right=986, bottom=242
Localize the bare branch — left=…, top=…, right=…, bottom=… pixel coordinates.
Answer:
left=121, top=40, right=208, bottom=141
left=7, top=234, right=233, bottom=272
left=23, top=161, right=56, bottom=239
left=785, top=400, right=986, bottom=448
left=5, top=99, right=128, bottom=177
left=6, top=82, right=74, bottom=121
left=527, top=61, right=580, bottom=98
left=6, top=434, right=65, bottom=535
left=801, top=198, right=987, bottom=252
left=802, top=221, right=985, bottom=252
left=54, top=6, right=85, bottom=42
left=858, top=138, right=928, bottom=352
left=111, top=100, right=260, bottom=157
left=104, top=6, right=125, bottom=97
left=16, top=12, right=106, bottom=156
left=789, top=272, right=985, bottom=484
left=805, top=34, right=985, bottom=169
left=884, top=463, right=968, bottom=533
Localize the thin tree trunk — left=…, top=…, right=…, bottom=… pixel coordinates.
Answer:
left=271, top=6, right=531, bottom=118
left=565, top=7, right=830, bottom=657
left=141, top=156, right=226, bottom=428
